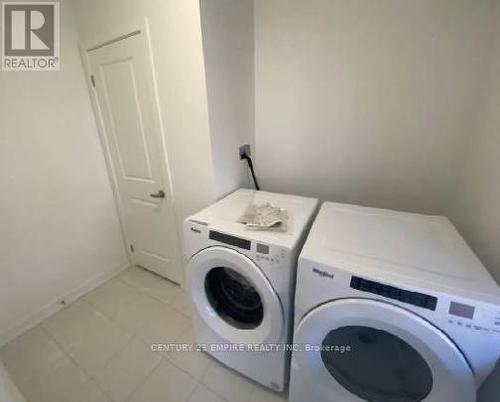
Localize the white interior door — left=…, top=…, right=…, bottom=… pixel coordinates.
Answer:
left=87, top=32, right=181, bottom=283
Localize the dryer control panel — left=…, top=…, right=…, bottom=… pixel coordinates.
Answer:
left=445, top=302, right=500, bottom=335
left=347, top=275, right=500, bottom=335
left=350, top=276, right=438, bottom=311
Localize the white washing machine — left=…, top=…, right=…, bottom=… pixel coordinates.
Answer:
left=184, top=189, right=318, bottom=391
left=290, top=202, right=500, bottom=402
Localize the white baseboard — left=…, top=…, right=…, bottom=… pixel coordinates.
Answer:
left=0, top=262, right=131, bottom=348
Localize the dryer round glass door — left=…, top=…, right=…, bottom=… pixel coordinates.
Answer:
left=321, top=326, right=433, bottom=402
left=292, top=299, right=476, bottom=402
left=187, top=246, right=284, bottom=344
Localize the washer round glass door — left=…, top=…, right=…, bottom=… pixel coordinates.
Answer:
left=293, top=299, right=475, bottom=402
left=187, top=246, right=283, bottom=344
left=204, top=266, right=264, bottom=329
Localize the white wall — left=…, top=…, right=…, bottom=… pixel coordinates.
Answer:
left=451, top=4, right=500, bottom=286
left=0, top=0, right=128, bottom=345
left=0, top=0, right=251, bottom=343
left=200, top=0, right=254, bottom=197
left=73, top=0, right=219, bottom=260
left=73, top=0, right=253, bottom=258
left=450, top=8, right=500, bottom=397
left=254, top=0, right=493, bottom=214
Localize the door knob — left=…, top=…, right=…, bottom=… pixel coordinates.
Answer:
left=150, top=190, right=165, bottom=199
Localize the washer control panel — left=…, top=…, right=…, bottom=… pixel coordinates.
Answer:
left=256, top=243, right=270, bottom=254
left=209, top=230, right=251, bottom=250
left=203, top=229, right=285, bottom=266
left=255, top=243, right=285, bottom=266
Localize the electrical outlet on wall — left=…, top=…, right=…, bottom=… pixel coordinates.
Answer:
left=239, top=144, right=251, bottom=159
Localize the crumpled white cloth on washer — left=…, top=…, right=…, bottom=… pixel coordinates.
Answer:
left=237, top=202, right=289, bottom=232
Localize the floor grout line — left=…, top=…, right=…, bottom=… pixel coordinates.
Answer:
left=115, top=266, right=184, bottom=306
left=74, top=285, right=177, bottom=402
left=39, top=299, right=140, bottom=402
left=37, top=323, right=97, bottom=399
left=3, top=266, right=275, bottom=402
left=123, top=350, right=163, bottom=402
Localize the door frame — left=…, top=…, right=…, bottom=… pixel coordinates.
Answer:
left=79, top=17, right=182, bottom=281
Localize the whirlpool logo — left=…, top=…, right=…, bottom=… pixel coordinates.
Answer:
left=2, top=1, right=60, bottom=71
left=312, top=267, right=334, bottom=279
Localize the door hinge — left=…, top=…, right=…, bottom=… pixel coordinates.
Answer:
left=130, top=244, right=134, bottom=253
left=90, top=74, right=96, bottom=87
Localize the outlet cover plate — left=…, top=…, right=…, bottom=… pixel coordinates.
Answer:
left=239, top=144, right=251, bottom=159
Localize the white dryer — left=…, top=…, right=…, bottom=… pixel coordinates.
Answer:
left=184, top=189, right=318, bottom=391
left=290, top=202, right=500, bottom=402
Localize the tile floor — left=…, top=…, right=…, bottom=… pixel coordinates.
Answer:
left=0, top=267, right=287, bottom=402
